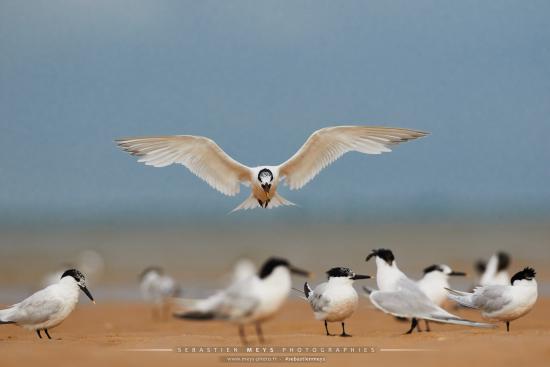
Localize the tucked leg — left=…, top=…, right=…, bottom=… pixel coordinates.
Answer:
left=340, top=322, right=351, bottom=337
left=405, top=318, right=418, bottom=335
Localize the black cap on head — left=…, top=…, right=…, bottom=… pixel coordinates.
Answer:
left=497, top=252, right=511, bottom=272
left=366, top=249, right=395, bottom=265
left=475, top=260, right=487, bottom=274
left=423, top=264, right=444, bottom=274
left=257, top=168, right=273, bottom=182
left=326, top=267, right=353, bottom=278
left=510, top=267, right=536, bottom=285
left=62, top=269, right=94, bottom=302
left=61, top=269, right=85, bottom=282
left=258, top=257, right=290, bottom=279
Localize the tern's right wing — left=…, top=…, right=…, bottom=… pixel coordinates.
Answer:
left=9, top=288, right=64, bottom=324
left=447, top=285, right=513, bottom=313
left=369, top=288, right=494, bottom=328
left=116, top=135, right=252, bottom=196
left=308, top=283, right=330, bottom=314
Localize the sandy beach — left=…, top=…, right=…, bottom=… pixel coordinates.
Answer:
left=1, top=298, right=548, bottom=367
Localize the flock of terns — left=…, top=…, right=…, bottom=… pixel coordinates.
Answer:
left=0, top=126, right=539, bottom=342
left=0, top=250, right=538, bottom=343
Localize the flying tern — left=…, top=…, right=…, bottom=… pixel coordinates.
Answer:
left=304, top=267, right=371, bottom=337
left=416, top=264, right=466, bottom=332
left=139, top=266, right=180, bottom=320
left=0, top=269, right=95, bottom=339
left=173, top=257, right=309, bottom=344
left=116, top=126, right=427, bottom=212
left=364, top=249, right=494, bottom=334
left=447, top=267, right=537, bottom=332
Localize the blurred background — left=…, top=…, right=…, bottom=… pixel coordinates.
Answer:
left=1, top=1, right=549, bottom=302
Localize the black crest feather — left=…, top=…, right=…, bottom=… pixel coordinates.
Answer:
left=366, top=249, right=395, bottom=265
left=326, top=267, right=353, bottom=278
left=258, top=257, right=289, bottom=279
left=61, top=269, right=85, bottom=282
left=510, top=267, right=536, bottom=284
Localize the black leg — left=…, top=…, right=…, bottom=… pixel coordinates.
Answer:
left=238, top=325, right=248, bottom=345
left=405, top=318, right=418, bottom=335
left=36, top=329, right=42, bottom=339
left=44, top=329, right=52, bottom=339
left=425, top=320, right=431, bottom=332
left=324, top=320, right=335, bottom=336
left=506, top=321, right=510, bottom=332
left=257, top=200, right=263, bottom=208
left=340, top=322, right=351, bottom=337
left=255, top=323, right=265, bottom=343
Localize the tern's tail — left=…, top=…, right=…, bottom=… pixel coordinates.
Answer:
left=0, top=307, right=16, bottom=324
left=424, top=315, right=494, bottom=328
left=445, top=288, right=478, bottom=309
left=230, top=195, right=260, bottom=213
left=268, top=193, right=296, bottom=209
left=230, top=193, right=296, bottom=213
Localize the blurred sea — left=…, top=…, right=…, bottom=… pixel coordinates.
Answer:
left=1, top=220, right=549, bottom=303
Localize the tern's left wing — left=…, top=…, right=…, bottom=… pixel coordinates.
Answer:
left=13, top=289, right=64, bottom=324
left=447, top=285, right=513, bottom=313
left=116, top=135, right=252, bottom=196
left=308, top=283, right=330, bottom=314
left=279, top=126, right=427, bottom=190
left=369, top=289, right=494, bottom=328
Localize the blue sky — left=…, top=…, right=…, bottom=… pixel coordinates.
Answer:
left=1, top=1, right=549, bottom=224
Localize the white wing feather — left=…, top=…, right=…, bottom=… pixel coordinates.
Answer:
left=116, top=136, right=252, bottom=196
left=279, top=126, right=428, bottom=190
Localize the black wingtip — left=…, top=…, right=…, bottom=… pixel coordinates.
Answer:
left=173, top=311, right=215, bottom=320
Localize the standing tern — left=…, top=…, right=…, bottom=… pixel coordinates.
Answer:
left=479, top=251, right=511, bottom=286
left=304, top=267, right=371, bottom=337
left=447, top=267, right=537, bottom=332
left=116, top=126, right=427, bottom=212
left=365, top=249, right=494, bottom=334
left=0, top=269, right=95, bottom=339
left=139, top=266, right=180, bottom=320
left=173, top=257, right=309, bottom=344
left=416, top=264, right=466, bottom=332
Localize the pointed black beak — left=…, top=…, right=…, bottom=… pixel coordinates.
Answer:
left=80, top=285, right=95, bottom=303
left=450, top=271, right=466, bottom=276
left=351, top=274, right=371, bottom=280
left=261, top=183, right=271, bottom=193
left=289, top=265, right=310, bottom=278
